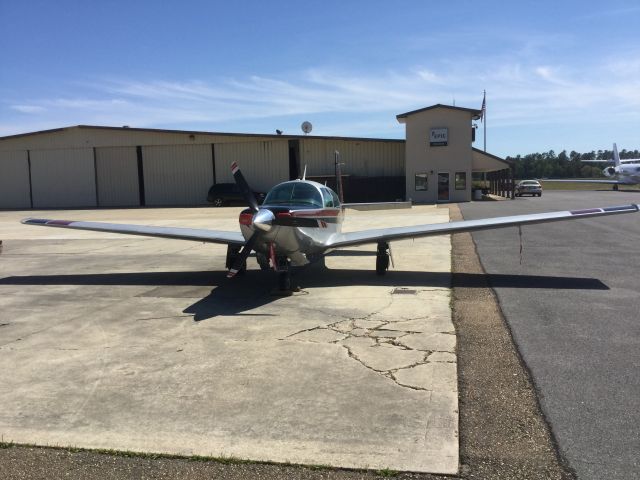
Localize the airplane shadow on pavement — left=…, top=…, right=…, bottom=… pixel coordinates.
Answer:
left=1, top=267, right=609, bottom=321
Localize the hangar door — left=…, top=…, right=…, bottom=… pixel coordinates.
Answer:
left=0, top=150, right=31, bottom=208
left=214, top=141, right=289, bottom=192
left=142, top=144, right=213, bottom=206
left=30, top=148, right=96, bottom=208
left=95, top=146, right=140, bottom=207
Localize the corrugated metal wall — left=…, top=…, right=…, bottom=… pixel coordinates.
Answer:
left=95, top=146, right=140, bottom=207
left=30, top=148, right=96, bottom=208
left=0, top=128, right=406, bottom=209
left=0, top=150, right=31, bottom=208
left=300, top=138, right=404, bottom=177
left=214, top=141, right=289, bottom=191
left=142, top=144, right=213, bottom=206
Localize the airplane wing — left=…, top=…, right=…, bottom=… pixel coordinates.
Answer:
left=21, top=218, right=245, bottom=245
left=541, top=179, right=626, bottom=185
left=325, top=204, right=638, bottom=249
left=580, top=159, right=640, bottom=164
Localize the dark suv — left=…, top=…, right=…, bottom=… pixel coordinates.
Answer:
left=207, top=183, right=265, bottom=207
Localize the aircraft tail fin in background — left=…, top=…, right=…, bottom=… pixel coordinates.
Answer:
left=613, top=143, right=621, bottom=167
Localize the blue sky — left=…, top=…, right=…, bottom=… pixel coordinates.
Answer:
left=1, top=0, right=639, bottom=157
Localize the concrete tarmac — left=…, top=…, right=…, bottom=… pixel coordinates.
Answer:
left=0, top=206, right=458, bottom=474
left=460, top=190, right=640, bottom=480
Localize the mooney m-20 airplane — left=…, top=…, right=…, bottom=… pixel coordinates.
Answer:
left=544, top=143, right=640, bottom=190
left=22, top=162, right=639, bottom=291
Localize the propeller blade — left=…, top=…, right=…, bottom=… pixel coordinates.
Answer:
left=231, top=162, right=259, bottom=213
left=227, top=232, right=259, bottom=278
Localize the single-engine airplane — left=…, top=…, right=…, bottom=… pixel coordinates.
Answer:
left=544, top=143, right=640, bottom=190
left=22, top=162, right=639, bottom=291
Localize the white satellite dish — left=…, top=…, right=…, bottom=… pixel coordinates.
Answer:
left=301, top=121, right=313, bottom=134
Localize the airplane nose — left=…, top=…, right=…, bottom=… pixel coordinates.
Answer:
left=253, top=208, right=275, bottom=232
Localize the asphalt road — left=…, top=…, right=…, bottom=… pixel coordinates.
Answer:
left=459, top=190, right=640, bottom=480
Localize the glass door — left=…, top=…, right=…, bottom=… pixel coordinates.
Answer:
left=438, top=172, right=450, bottom=201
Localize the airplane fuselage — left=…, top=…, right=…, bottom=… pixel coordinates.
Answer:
left=238, top=179, right=345, bottom=266
left=604, top=163, right=640, bottom=184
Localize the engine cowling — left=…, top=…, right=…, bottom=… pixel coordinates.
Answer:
left=604, top=166, right=617, bottom=177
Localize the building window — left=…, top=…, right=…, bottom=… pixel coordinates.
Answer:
left=455, top=172, right=467, bottom=190
left=415, top=173, right=428, bottom=191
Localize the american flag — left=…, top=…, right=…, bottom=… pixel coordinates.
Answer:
left=480, top=91, right=486, bottom=122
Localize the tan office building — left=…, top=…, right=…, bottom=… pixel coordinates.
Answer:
left=397, top=104, right=511, bottom=203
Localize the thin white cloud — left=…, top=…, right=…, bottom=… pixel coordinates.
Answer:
left=10, top=105, right=47, bottom=114
left=2, top=51, right=640, bottom=143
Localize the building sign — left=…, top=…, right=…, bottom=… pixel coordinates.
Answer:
left=430, top=128, right=448, bottom=146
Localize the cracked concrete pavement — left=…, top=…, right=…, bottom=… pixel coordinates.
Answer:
left=0, top=205, right=457, bottom=474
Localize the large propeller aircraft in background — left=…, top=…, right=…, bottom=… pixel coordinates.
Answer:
left=22, top=162, right=639, bottom=292
left=544, top=143, right=640, bottom=190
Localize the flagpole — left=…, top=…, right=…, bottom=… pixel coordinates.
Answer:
left=483, top=90, right=487, bottom=152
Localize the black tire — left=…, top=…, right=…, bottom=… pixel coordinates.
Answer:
left=212, top=197, right=224, bottom=207
left=278, top=271, right=291, bottom=291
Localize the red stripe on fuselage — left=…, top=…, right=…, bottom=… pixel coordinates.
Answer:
left=290, top=208, right=341, bottom=218
left=46, top=220, right=74, bottom=226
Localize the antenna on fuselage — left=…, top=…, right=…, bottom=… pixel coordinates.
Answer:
left=302, top=165, right=307, bottom=181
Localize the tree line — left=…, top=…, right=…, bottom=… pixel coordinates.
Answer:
left=506, top=148, right=640, bottom=179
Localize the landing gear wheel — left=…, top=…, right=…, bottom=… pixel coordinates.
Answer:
left=613, top=184, right=619, bottom=191
left=272, top=256, right=294, bottom=295
left=376, top=242, right=390, bottom=275
left=278, top=271, right=291, bottom=291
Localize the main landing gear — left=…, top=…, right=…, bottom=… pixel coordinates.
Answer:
left=376, top=241, right=390, bottom=275
left=613, top=184, right=619, bottom=191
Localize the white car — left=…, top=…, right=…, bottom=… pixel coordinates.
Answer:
left=515, top=180, right=542, bottom=197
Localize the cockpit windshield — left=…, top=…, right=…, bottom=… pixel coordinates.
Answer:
left=264, top=182, right=324, bottom=207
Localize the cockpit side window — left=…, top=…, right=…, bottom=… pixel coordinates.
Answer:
left=321, top=188, right=334, bottom=207
left=330, top=189, right=341, bottom=207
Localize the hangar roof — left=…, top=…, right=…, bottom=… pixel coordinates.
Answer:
left=396, top=104, right=482, bottom=123
left=0, top=125, right=405, bottom=144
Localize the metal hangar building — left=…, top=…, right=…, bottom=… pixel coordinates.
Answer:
left=0, top=104, right=511, bottom=209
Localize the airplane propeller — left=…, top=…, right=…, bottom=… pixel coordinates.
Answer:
left=231, top=161, right=260, bottom=213
left=227, top=231, right=259, bottom=278
left=227, top=162, right=263, bottom=277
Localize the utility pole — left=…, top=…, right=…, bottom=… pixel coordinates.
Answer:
left=334, top=150, right=344, bottom=203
